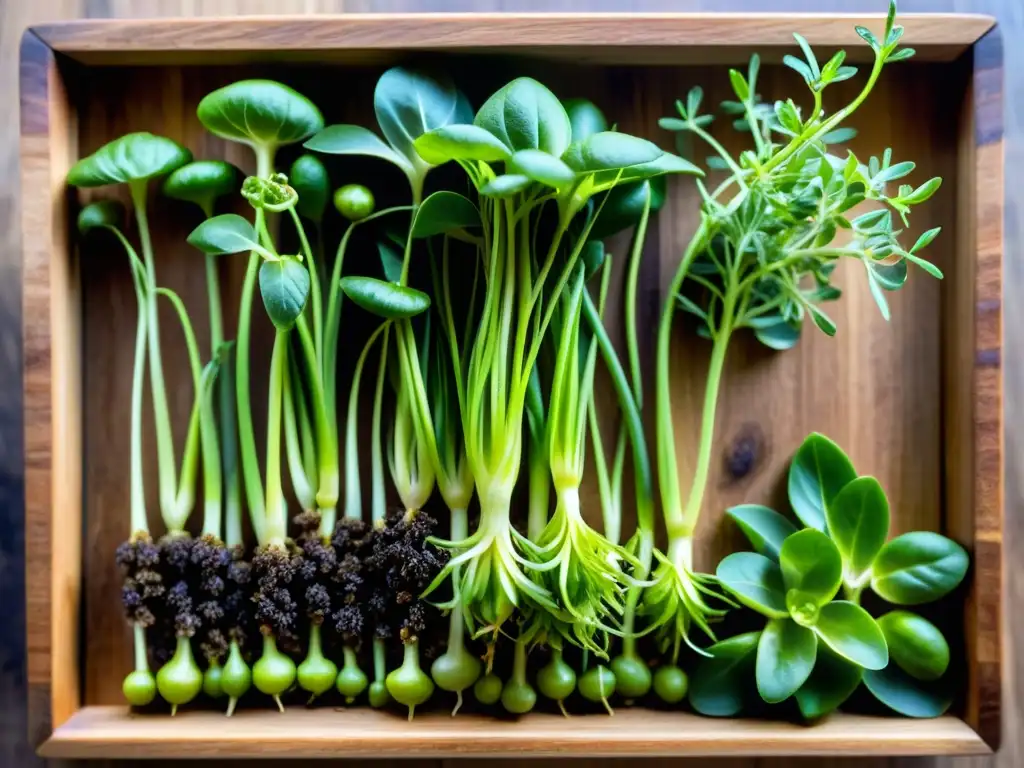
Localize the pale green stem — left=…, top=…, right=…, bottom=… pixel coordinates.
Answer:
left=371, top=325, right=391, bottom=526
left=287, top=207, right=322, bottom=375
left=129, top=296, right=148, bottom=535
left=373, top=637, right=387, bottom=684
left=264, top=330, right=289, bottom=548
left=283, top=358, right=316, bottom=512
left=133, top=622, right=149, bottom=673
left=343, top=322, right=388, bottom=522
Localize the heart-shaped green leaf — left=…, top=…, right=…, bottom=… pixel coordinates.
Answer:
left=162, top=160, right=238, bottom=214
left=716, top=552, right=788, bottom=619
left=340, top=276, right=431, bottom=320
left=375, top=66, right=471, bottom=170
left=414, top=124, right=512, bottom=165
left=727, top=504, right=798, bottom=561
left=588, top=177, right=667, bottom=240
left=794, top=643, right=863, bottom=719
left=68, top=132, right=192, bottom=188
left=688, top=631, right=761, bottom=717
left=871, top=532, right=968, bottom=605
left=863, top=663, right=954, bottom=718
left=305, top=124, right=410, bottom=172
left=562, top=132, right=663, bottom=174
left=877, top=610, right=949, bottom=681
left=826, top=475, right=890, bottom=578
left=475, top=77, right=572, bottom=157
left=411, top=191, right=480, bottom=239
left=509, top=149, right=576, bottom=188
left=187, top=214, right=261, bottom=256
left=259, top=257, right=310, bottom=330
left=813, top=601, right=888, bottom=670
left=564, top=98, right=608, bottom=142
left=289, top=154, right=329, bottom=223
left=197, top=80, right=323, bottom=151
left=788, top=432, right=858, bottom=531
left=77, top=200, right=126, bottom=234
left=780, top=529, right=843, bottom=607
left=480, top=174, right=533, bottom=198
left=756, top=618, right=817, bottom=704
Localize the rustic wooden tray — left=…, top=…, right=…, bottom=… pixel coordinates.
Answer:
left=19, top=11, right=1003, bottom=760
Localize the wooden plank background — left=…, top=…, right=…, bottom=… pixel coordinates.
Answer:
left=0, top=1, right=1019, bottom=767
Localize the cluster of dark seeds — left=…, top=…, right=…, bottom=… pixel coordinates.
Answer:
left=116, top=533, right=164, bottom=630
left=251, top=545, right=302, bottom=651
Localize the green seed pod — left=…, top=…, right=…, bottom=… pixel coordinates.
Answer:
left=336, top=646, right=369, bottom=703
left=611, top=654, right=652, bottom=700
left=368, top=680, right=391, bottom=708
left=221, top=639, right=252, bottom=717
left=252, top=634, right=297, bottom=712
left=297, top=627, right=338, bottom=700
left=430, top=647, right=482, bottom=694
left=386, top=642, right=435, bottom=720
left=203, top=659, right=224, bottom=699
left=333, top=184, right=375, bottom=222
left=122, top=669, right=157, bottom=707
left=579, top=665, right=617, bottom=715
left=537, top=651, right=576, bottom=703
left=653, top=665, right=689, bottom=704
left=473, top=672, right=503, bottom=705
left=501, top=677, right=537, bottom=715
left=156, top=636, right=204, bottom=715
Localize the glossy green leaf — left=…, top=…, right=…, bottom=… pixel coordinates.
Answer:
left=813, top=601, right=888, bottom=670
left=753, top=315, right=802, bottom=350
left=77, top=200, right=125, bottom=234
left=779, top=529, right=843, bottom=607
left=564, top=98, right=608, bottom=142
left=688, top=632, right=761, bottom=717
left=870, top=532, right=968, bottom=605
left=904, top=251, right=944, bottom=279
left=910, top=227, right=941, bottom=254
left=414, top=124, right=512, bottom=165
left=562, top=132, right=663, bottom=174
left=756, top=618, right=817, bottom=703
left=727, top=504, right=798, bottom=561
left=826, top=476, right=890, bottom=578
left=197, top=80, right=322, bottom=150
left=259, top=258, right=310, bottom=330
left=877, top=610, right=949, bottom=682
left=509, top=149, right=576, bottom=188
left=787, top=432, right=858, bottom=531
left=870, top=258, right=908, bottom=291
left=289, top=154, right=329, bottom=223
left=304, top=125, right=409, bottom=171
left=340, top=276, right=431, bottom=320
left=162, top=160, right=238, bottom=214
left=794, top=643, right=863, bottom=719
left=807, top=303, right=836, bottom=336
left=588, top=177, right=667, bottom=239
left=411, top=191, right=480, bottom=239
left=475, top=77, right=572, bottom=156
left=863, top=663, right=953, bottom=717
left=68, top=132, right=192, bottom=187
left=716, top=552, right=788, bottom=619
left=377, top=241, right=403, bottom=284
left=480, top=174, right=533, bottom=197
left=611, top=150, right=702, bottom=183
left=900, top=177, right=942, bottom=205
left=187, top=214, right=261, bottom=256
left=374, top=66, right=471, bottom=170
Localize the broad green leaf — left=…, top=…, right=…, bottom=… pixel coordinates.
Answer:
left=414, top=124, right=512, bottom=165
left=813, top=601, right=888, bottom=670
left=509, top=149, right=576, bottom=188
left=716, top=552, right=788, bottom=619
left=374, top=66, right=470, bottom=169
left=780, top=529, right=843, bottom=607
left=794, top=643, right=863, bottom=719
left=68, top=132, right=192, bottom=187
left=877, top=610, right=949, bottom=681
left=411, top=191, right=480, bottom=239
left=197, top=80, right=322, bottom=150
left=588, top=177, right=667, bottom=240
left=863, top=663, right=953, bottom=717
left=562, top=132, right=663, bottom=174
left=756, top=618, right=817, bottom=703
left=826, top=476, right=890, bottom=578
left=726, top=504, right=798, bottom=561
left=754, top=315, right=802, bottom=351
left=340, top=276, right=430, bottom=320
left=162, top=160, right=238, bottom=214
left=187, top=214, right=260, bottom=255
left=259, top=258, right=310, bottom=330
left=480, top=174, right=532, bottom=197
left=563, top=98, right=608, bottom=142
left=787, top=432, right=858, bottom=531
left=608, top=150, right=701, bottom=183
left=77, top=200, right=125, bottom=234
left=688, top=631, right=761, bottom=717
left=475, top=77, right=572, bottom=156
left=304, top=124, right=410, bottom=172
left=870, top=532, right=968, bottom=605
left=870, top=258, right=908, bottom=291
left=289, top=154, right=329, bottom=223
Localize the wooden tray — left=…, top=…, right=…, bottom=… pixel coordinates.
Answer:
left=19, top=11, right=1003, bottom=760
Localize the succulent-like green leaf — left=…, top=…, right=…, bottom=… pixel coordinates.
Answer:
left=716, top=552, right=789, bottom=619
left=68, top=132, right=192, bottom=188
left=563, top=98, right=608, bottom=142
left=780, top=529, right=843, bottom=608
left=162, top=160, right=238, bottom=215
left=197, top=80, right=323, bottom=150
left=753, top=315, right=802, bottom=350
left=562, top=132, right=663, bottom=174
left=509, top=149, right=576, bottom=188
left=813, top=601, right=888, bottom=670
left=414, top=124, right=512, bottom=165
left=340, top=276, right=431, bottom=320
left=305, top=124, right=410, bottom=171
left=77, top=200, right=126, bottom=234
left=826, top=476, right=890, bottom=578
left=794, top=643, right=863, bottom=719
left=259, top=257, right=310, bottom=330
left=475, top=77, right=572, bottom=156
left=756, top=618, right=817, bottom=704
left=787, top=432, right=858, bottom=531
left=480, top=174, right=533, bottom=198
left=863, top=663, right=953, bottom=718
left=187, top=214, right=261, bottom=256
left=727, top=504, right=798, bottom=561
left=688, top=631, right=761, bottom=717
left=870, top=532, right=968, bottom=605
left=877, top=610, right=949, bottom=682
left=411, top=191, right=480, bottom=239
left=289, top=154, right=329, bottom=223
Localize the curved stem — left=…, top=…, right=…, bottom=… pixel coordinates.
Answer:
left=264, top=330, right=289, bottom=548
left=343, top=322, right=388, bottom=522
left=129, top=298, right=148, bottom=535
left=624, top=190, right=651, bottom=406
left=296, top=316, right=338, bottom=529
left=288, top=207, right=322, bottom=374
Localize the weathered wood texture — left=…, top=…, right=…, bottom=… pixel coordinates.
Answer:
left=1, top=2, right=1019, bottom=768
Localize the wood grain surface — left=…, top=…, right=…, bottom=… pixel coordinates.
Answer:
left=1, top=1, right=1021, bottom=768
